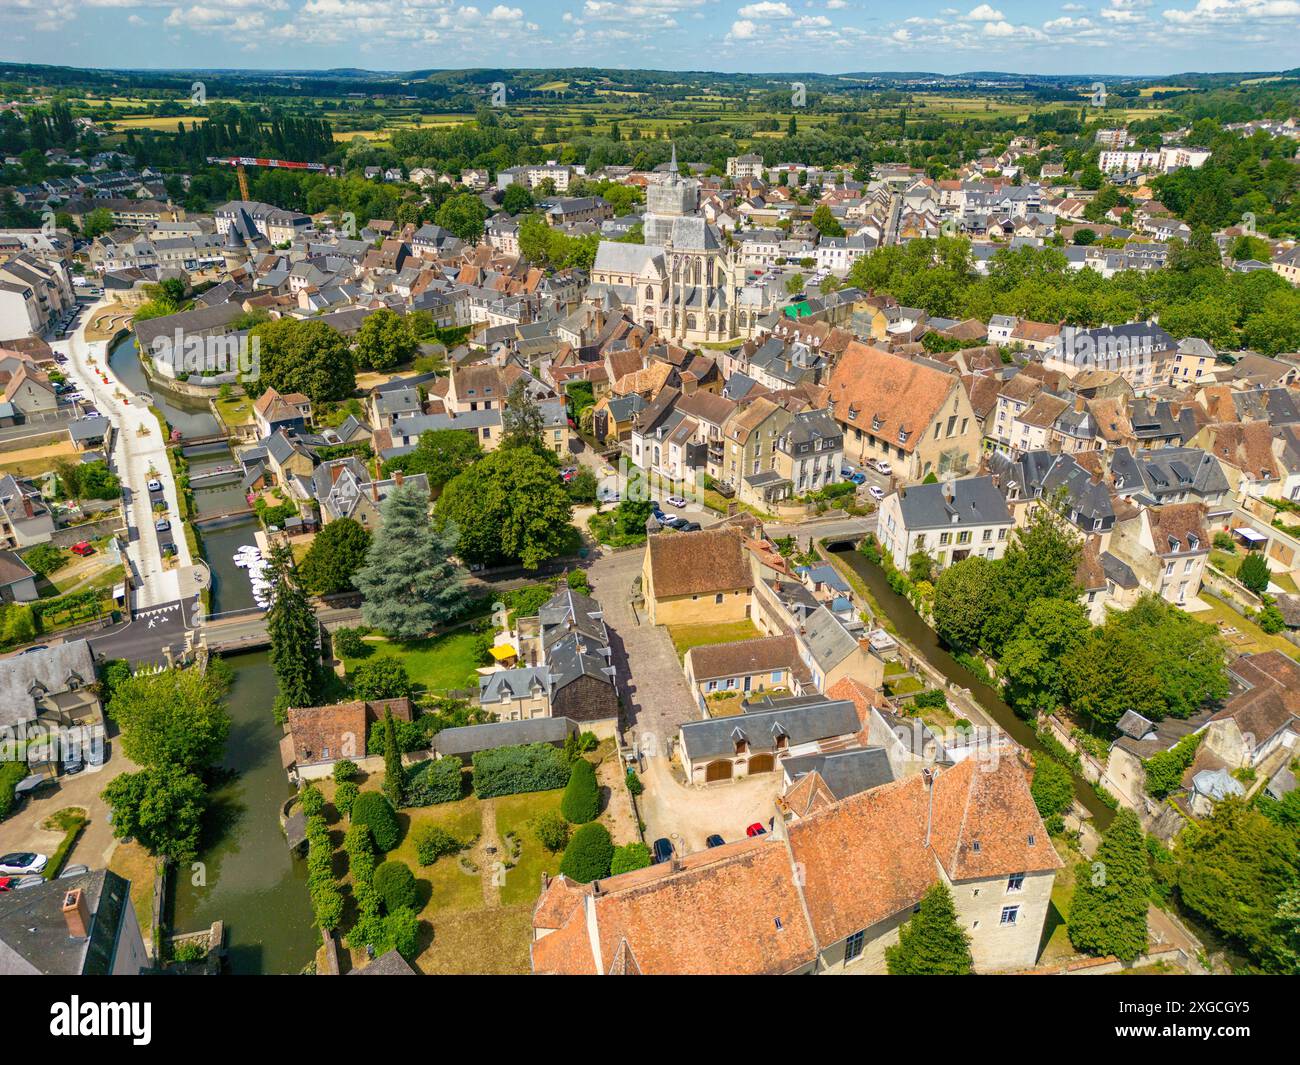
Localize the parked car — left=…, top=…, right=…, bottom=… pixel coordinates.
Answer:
left=0, top=852, right=48, bottom=876
left=18, top=645, right=49, bottom=655
left=147, top=479, right=163, bottom=493
left=745, top=823, right=766, bottom=838
left=71, top=541, right=94, bottom=557
left=869, top=458, right=893, bottom=477
left=155, top=518, right=171, bottom=532
left=666, top=495, right=687, bottom=508
left=867, top=485, right=886, bottom=502
left=62, top=752, right=84, bottom=776
left=652, top=838, right=674, bottom=865
left=705, top=834, right=726, bottom=848
left=677, top=521, right=702, bottom=532
left=848, top=471, right=867, bottom=486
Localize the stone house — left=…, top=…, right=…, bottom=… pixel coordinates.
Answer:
left=642, top=528, right=753, bottom=626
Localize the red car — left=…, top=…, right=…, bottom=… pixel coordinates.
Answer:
left=71, top=541, right=94, bottom=557
left=746, top=823, right=766, bottom=837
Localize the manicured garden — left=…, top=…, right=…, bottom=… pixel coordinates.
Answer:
left=343, top=630, right=485, bottom=694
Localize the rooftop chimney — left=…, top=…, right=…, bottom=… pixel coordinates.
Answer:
left=1074, top=395, right=1086, bottom=413
left=62, top=888, right=91, bottom=939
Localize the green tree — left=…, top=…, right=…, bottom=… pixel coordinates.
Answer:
left=501, top=378, right=547, bottom=452
left=265, top=542, right=322, bottom=716
left=1067, top=809, right=1151, bottom=963
left=382, top=429, right=482, bottom=493
left=1238, top=552, right=1270, bottom=596
left=352, top=656, right=414, bottom=701
left=502, top=184, right=534, bottom=214
left=381, top=709, right=403, bottom=806
left=107, top=665, right=231, bottom=771
left=999, top=598, right=1091, bottom=718
left=932, top=556, right=999, bottom=652
left=81, top=207, right=115, bottom=239
left=811, top=203, right=845, bottom=237
left=435, top=192, right=488, bottom=242
left=373, top=859, right=418, bottom=913
left=353, top=308, right=418, bottom=372
left=249, top=318, right=355, bottom=403
left=437, top=446, right=574, bottom=569
left=885, top=882, right=973, bottom=975
left=1061, top=624, right=1164, bottom=731
left=102, top=764, right=208, bottom=865
left=559, top=822, right=614, bottom=883
left=560, top=758, right=600, bottom=824
left=297, top=517, right=370, bottom=595
left=351, top=791, right=402, bottom=852
left=1030, top=756, right=1075, bottom=826
left=355, top=483, right=467, bottom=639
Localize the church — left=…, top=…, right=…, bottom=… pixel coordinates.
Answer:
left=590, top=148, right=751, bottom=346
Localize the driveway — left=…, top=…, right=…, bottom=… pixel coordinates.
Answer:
left=584, top=546, right=698, bottom=753
left=0, top=752, right=134, bottom=872
left=637, top=755, right=784, bottom=855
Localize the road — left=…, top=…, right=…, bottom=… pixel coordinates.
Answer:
left=50, top=299, right=190, bottom=609
left=89, top=596, right=202, bottom=667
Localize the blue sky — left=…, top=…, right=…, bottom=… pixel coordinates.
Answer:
left=3, top=1, right=1299, bottom=76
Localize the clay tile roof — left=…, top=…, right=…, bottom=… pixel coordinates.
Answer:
left=647, top=529, right=754, bottom=599
left=685, top=634, right=799, bottom=681
left=827, top=342, right=957, bottom=455
left=962, top=374, right=1002, bottom=420
left=783, top=769, right=838, bottom=819
left=1204, top=421, right=1279, bottom=479
left=1146, top=502, right=1208, bottom=556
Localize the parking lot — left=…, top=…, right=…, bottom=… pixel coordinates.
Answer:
left=637, top=755, right=785, bottom=857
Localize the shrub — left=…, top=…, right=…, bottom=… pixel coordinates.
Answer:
left=352, top=656, right=414, bottom=701
left=566, top=569, right=591, bottom=594
left=22, top=542, right=67, bottom=577
left=625, top=768, right=644, bottom=797
left=1238, top=552, right=1271, bottom=596
left=373, top=860, right=418, bottom=913
left=403, top=756, right=464, bottom=806
left=471, top=743, right=571, bottom=798
left=334, top=781, right=360, bottom=816
left=560, top=758, right=600, bottom=823
left=529, top=810, right=570, bottom=853
left=1213, top=532, right=1236, bottom=552
left=912, top=689, right=949, bottom=711
left=384, top=907, right=420, bottom=959
left=611, top=842, right=652, bottom=875
left=559, top=823, right=614, bottom=883
left=300, top=783, right=325, bottom=817
left=1257, top=602, right=1286, bottom=635
left=1030, top=756, right=1075, bottom=822
left=333, top=758, right=359, bottom=784
left=414, top=824, right=466, bottom=865
left=333, top=627, right=369, bottom=659
left=350, top=791, right=401, bottom=851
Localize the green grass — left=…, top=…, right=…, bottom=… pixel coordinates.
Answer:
left=214, top=395, right=254, bottom=428
left=388, top=797, right=485, bottom=916
left=345, top=631, right=484, bottom=694
left=1194, top=594, right=1300, bottom=661
left=493, top=789, right=566, bottom=907
left=668, top=619, right=761, bottom=659
left=1210, top=549, right=1298, bottom=594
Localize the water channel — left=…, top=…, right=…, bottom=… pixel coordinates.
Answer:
left=830, top=544, right=1116, bottom=829
left=108, top=333, right=221, bottom=439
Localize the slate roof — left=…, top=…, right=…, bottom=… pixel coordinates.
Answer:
left=896, top=475, right=1012, bottom=530
left=0, top=869, right=133, bottom=975
left=433, top=716, right=578, bottom=757
left=782, top=746, right=895, bottom=801
left=678, top=695, right=859, bottom=761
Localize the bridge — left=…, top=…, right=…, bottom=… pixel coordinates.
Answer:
left=198, top=604, right=363, bottom=653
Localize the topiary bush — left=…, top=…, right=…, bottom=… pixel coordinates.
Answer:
left=560, top=758, right=600, bottom=823
left=350, top=791, right=401, bottom=852
left=373, top=859, right=418, bottom=914
left=300, top=783, right=325, bottom=817
left=333, top=759, right=359, bottom=784
left=559, top=822, right=613, bottom=883
left=611, top=842, right=651, bottom=875
left=334, top=781, right=360, bottom=817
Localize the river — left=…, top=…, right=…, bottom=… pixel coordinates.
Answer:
left=167, top=650, right=317, bottom=974
left=108, top=333, right=221, bottom=439
left=830, top=544, right=1115, bottom=829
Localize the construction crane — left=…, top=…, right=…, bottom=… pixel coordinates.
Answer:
left=206, top=156, right=334, bottom=201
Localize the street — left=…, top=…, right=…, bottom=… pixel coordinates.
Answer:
left=51, top=299, right=190, bottom=609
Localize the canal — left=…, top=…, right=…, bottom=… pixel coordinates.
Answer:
left=201, top=518, right=262, bottom=615
left=167, top=650, right=316, bottom=974
left=108, top=333, right=221, bottom=439
left=830, top=544, right=1116, bottom=829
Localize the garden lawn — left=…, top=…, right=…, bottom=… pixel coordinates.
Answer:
left=346, top=630, right=483, bottom=693
left=215, top=395, right=254, bottom=428
left=1210, top=549, right=1299, bottom=594
left=414, top=904, right=535, bottom=975
left=107, top=841, right=158, bottom=954
left=389, top=797, right=484, bottom=916
left=493, top=788, right=566, bottom=907
left=668, top=619, right=761, bottom=659
left=1038, top=841, right=1079, bottom=964
left=1195, top=594, right=1300, bottom=661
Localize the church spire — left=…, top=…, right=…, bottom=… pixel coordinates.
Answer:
left=668, top=142, right=678, bottom=176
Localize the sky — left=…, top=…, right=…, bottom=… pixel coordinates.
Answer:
left=2, top=0, right=1299, bottom=77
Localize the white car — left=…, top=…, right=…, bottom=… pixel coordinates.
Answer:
left=147, top=479, right=163, bottom=493
left=0, top=852, right=48, bottom=875
left=868, top=485, right=886, bottom=502
left=666, top=496, right=688, bottom=508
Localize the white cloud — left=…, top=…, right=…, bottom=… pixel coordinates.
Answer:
left=728, top=17, right=758, bottom=36
left=964, top=4, right=1005, bottom=18
left=983, top=17, right=1016, bottom=33
left=737, top=1, right=794, bottom=16
left=794, top=13, right=831, bottom=25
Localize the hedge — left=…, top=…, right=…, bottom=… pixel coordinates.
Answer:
left=610, top=842, right=651, bottom=875
left=560, top=758, right=600, bottom=823
left=0, top=761, right=28, bottom=820
left=403, top=757, right=464, bottom=807
left=471, top=743, right=571, bottom=798
left=559, top=823, right=614, bottom=883
left=351, top=791, right=401, bottom=852
left=306, top=814, right=344, bottom=932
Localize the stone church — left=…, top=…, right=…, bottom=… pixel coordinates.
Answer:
left=590, top=148, right=750, bottom=346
